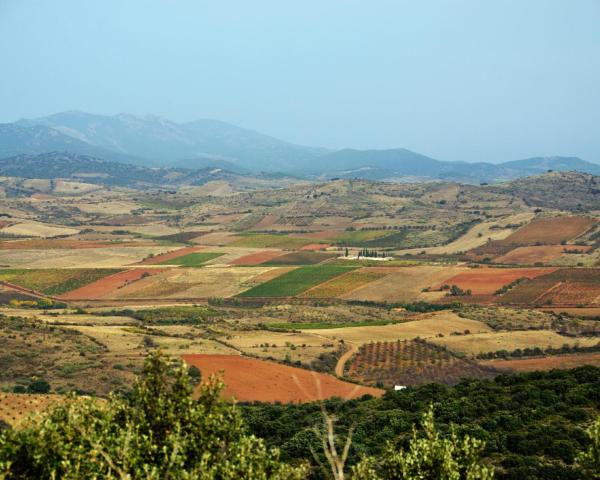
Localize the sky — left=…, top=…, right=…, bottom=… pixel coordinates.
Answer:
left=1, top=0, right=599, bottom=163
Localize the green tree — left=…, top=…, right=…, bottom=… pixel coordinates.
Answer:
left=578, top=416, right=600, bottom=479
left=351, top=406, right=494, bottom=480
left=0, top=352, right=307, bottom=480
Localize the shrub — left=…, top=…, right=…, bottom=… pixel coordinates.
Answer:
left=0, top=352, right=307, bottom=479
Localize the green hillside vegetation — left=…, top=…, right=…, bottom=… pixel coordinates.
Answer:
left=243, top=366, right=600, bottom=480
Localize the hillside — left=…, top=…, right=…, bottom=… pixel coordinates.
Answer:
left=492, top=171, right=600, bottom=211
left=314, top=149, right=600, bottom=183
left=16, top=111, right=327, bottom=172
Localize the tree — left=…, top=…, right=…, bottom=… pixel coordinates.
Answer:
left=0, top=352, right=307, bottom=479
left=351, top=406, right=494, bottom=480
left=578, top=415, right=600, bottom=479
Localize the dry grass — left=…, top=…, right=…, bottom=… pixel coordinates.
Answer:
left=479, top=352, right=600, bottom=372
left=109, top=266, right=280, bottom=299
left=430, top=330, right=599, bottom=356
left=0, top=246, right=174, bottom=268
left=300, top=269, right=385, bottom=298
left=342, top=266, right=467, bottom=302
left=494, top=245, right=592, bottom=264
left=304, top=311, right=492, bottom=343
left=0, top=222, right=80, bottom=238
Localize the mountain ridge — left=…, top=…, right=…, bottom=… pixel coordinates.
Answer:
left=4, top=111, right=600, bottom=182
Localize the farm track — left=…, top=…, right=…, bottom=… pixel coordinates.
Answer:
left=0, top=280, right=58, bottom=300
left=335, top=342, right=358, bottom=377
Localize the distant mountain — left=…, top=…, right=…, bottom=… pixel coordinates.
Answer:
left=0, top=152, right=247, bottom=188
left=16, top=111, right=327, bottom=171
left=312, top=149, right=600, bottom=182
left=497, top=156, right=600, bottom=177
left=4, top=111, right=600, bottom=182
left=0, top=123, right=144, bottom=165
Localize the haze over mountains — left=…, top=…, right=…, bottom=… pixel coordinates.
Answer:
left=1, top=111, right=599, bottom=183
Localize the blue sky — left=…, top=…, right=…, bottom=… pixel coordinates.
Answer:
left=1, top=0, right=599, bottom=163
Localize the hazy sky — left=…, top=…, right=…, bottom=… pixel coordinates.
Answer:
left=1, top=0, right=599, bottom=163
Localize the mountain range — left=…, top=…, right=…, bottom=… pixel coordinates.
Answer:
left=1, top=111, right=599, bottom=183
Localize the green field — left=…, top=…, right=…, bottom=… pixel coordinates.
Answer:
left=330, top=230, right=391, bottom=246
left=0, top=269, right=122, bottom=296
left=229, top=233, right=319, bottom=249
left=238, top=265, right=357, bottom=297
left=158, top=252, right=224, bottom=266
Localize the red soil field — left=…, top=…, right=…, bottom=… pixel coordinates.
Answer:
left=137, top=245, right=205, bottom=265
left=479, top=352, right=600, bottom=372
left=437, top=267, right=556, bottom=295
left=501, top=216, right=596, bottom=245
left=494, top=245, right=592, bottom=264
left=59, top=268, right=167, bottom=300
left=229, top=250, right=284, bottom=266
left=182, top=354, right=383, bottom=403
left=300, top=243, right=331, bottom=251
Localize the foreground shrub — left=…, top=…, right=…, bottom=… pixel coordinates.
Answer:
left=351, top=406, right=494, bottom=480
left=0, top=352, right=307, bottom=479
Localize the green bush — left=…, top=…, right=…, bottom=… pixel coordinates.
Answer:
left=352, top=406, right=494, bottom=480
left=0, top=353, right=307, bottom=479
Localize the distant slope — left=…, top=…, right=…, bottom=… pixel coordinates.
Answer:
left=5, top=111, right=600, bottom=181
left=0, top=123, right=144, bottom=165
left=0, top=152, right=303, bottom=191
left=491, top=171, right=600, bottom=210
left=313, top=149, right=600, bottom=182
left=17, top=111, right=328, bottom=171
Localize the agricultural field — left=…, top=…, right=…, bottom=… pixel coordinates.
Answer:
left=238, top=265, right=356, bottom=297
left=341, top=265, right=467, bottom=302
left=304, top=311, right=492, bottom=344
left=58, top=269, right=166, bottom=300
left=0, top=221, right=80, bottom=238
left=158, top=251, right=224, bottom=266
left=429, top=330, right=599, bottom=356
left=229, top=233, right=319, bottom=249
left=500, top=268, right=600, bottom=306
left=493, top=245, right=592, bottom=265
left=500, top=215, right=596, bottom=245
left=0, top=246, right=173, bottom=268
left=229, top=250, right=284, bottom=265
left=0, top=268, right=121, bottom=296
left=299, top=269, right=385, bottom=298
left=182, top=354, right=383, bottom=403
left=346, top=339, right=496, bottom=387
left=436, top=267, right=556, bottom=295
left=106, top=266, right=282, bottom=299
left=479, top=352, right=600, bottom=372
left=260, top=250, right=336, bottom=265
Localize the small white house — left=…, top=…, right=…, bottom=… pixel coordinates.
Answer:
left=394, top=385, right=407, bottom=391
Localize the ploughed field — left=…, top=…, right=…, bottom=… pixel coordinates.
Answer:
left=182, top=354, right=383, bottom=403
